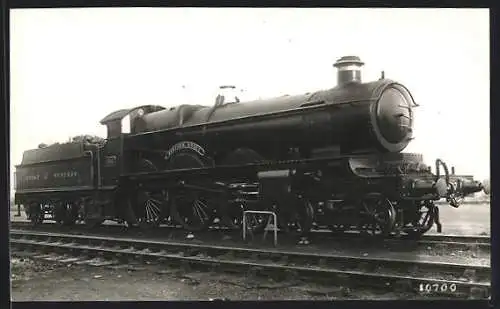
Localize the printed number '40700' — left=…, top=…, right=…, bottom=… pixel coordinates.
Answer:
left=419, top=283, right=457, bottom=294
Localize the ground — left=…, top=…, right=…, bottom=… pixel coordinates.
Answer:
left=9, top=202, right=491, bottom=301
left=11, top=257, right=441, bottom=301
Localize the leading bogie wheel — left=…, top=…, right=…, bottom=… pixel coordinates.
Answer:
left=405, top=201, right=437, bottom=238
left=358, top=193, right=396, bottom=237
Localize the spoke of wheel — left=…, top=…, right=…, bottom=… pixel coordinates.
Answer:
left=362, top=202, right=370, bottom=215
left=192, top=200, right=203, bottom=223
left=148, top=201, right=155, bottom=221
left=149, top=196, right=160, bottom=204
left=195, top=205, right=204, bottom=224
left=145, top=202, right=151, bottom=222
left=194, top=200, right=207, bottom=225
left=191, top=202, right=200, bottom=223
left=147, top=199, right=160, bottom=217
left=149, top=196, right=162, bottom=210
left=195, top=199, right=208, bottom=219
left=147, top=202, right=154, bottom=222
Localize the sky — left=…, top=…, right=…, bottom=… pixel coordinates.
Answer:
left=9, top=8, right=490, bottom=194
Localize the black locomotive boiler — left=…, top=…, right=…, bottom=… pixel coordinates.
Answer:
left=14, top=56, right=484, bottom=239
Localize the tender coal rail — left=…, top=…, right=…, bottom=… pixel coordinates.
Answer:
left=10, top=230, right=490, bottom=299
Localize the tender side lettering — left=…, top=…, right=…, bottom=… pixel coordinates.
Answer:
left=53, top=171, right=79, bottom=178
left=23, top=170, right=79, bottom=182
left=24, top=175, right=40, bottom=181
left=164, top=141, right=206, bottom=159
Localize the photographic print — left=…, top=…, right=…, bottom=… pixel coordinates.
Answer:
left=9, top=8, right=490, bottom=301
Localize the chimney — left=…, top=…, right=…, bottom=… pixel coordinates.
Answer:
left=333, top=56, right=364, bottom=86
left=215, top=85, right=240, bottom=106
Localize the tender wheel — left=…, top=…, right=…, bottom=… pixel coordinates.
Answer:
left=27, top=203, right=44, bottom=225
left=54, top=202, right=79, bottom=226
left=82, top=200, right=104, bottom=229
left=134, top=189, right=168, bottom=229
left=170, top=189, right=215, bottom=232
left=358, top=193, right=396, bottom=237
left=405, top=201, right=436, bottom=238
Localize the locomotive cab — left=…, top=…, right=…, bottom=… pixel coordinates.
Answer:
left=98, top=105, right=165, bottom=185
left=100, top=105, right=165, bottom=139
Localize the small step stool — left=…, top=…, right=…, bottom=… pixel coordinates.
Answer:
left=242, top=210, right=278, bottom=246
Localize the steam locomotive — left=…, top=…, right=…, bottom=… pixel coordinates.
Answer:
left=14, top=56, right=485, bottom=238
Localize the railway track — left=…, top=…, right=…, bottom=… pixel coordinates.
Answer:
left=10, top=229, right=491, bottom=299
left=9, top=221, right=491, bottom=253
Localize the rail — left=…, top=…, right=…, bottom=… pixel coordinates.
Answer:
left=9, top=229, right=491, bottom=299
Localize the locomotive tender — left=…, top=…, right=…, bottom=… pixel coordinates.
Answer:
left=14, top=56, right=484, bottom=238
